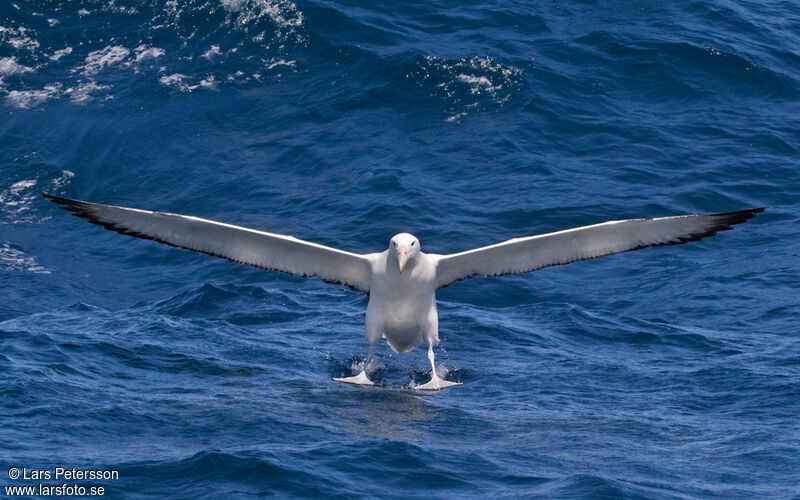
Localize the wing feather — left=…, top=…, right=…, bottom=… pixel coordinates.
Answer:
left=44, top=194, right=373, bottom=293
left=433, top=208, right=764, bottom=289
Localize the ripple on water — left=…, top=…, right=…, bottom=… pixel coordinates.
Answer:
left=0, top=0, right=305, bottom=108
left=408, top=54, right=525, bottom=122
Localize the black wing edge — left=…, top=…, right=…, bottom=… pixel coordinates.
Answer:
left=704, top=206, right=766, bottom=229
left=437, top=206, right=766, bottom=289
left=42, top=193, right=369, bottom=294
left=44, top=193, right=171, bottom=242
left=648, top=206, right=767, bottom=246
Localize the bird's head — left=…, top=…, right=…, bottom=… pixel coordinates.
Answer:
left=390, top=233, right=420, bottom=273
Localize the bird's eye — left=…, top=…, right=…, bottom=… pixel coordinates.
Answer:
left=392, top=242, right=396, bottom=246
left=411, top=241, right=415, bottom=246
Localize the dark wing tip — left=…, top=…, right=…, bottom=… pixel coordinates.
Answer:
left=43, top=193, right=85, bottom=207
left=705, top=207, right=766, bottom=233
left=659, top=207, right=765, bottom=247
left=43, top=193, right=102, bottom=218
left=709, top=207, right=766, bottom=224
left=43, top=192, right=68, bottom=203
left=666, top=207, right=765, bottom=244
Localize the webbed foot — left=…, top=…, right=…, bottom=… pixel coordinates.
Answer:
left=333, top=370, right=374, bottom=386
left=415, top=373, right=462, bottom=391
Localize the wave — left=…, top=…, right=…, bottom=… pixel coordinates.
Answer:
left=0, top=0, right=529, bottom=124
left=0, top=169, right=73, bottom=224
left=148, top=282, right=309, bottom=325
left=119, top=451, right=335, bottom=497
left=0, top=0, right=306, bottom=107
left=2, top=0, right=798, bottom=497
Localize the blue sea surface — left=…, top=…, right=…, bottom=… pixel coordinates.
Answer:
left=1, top=0, right=799, bottom=498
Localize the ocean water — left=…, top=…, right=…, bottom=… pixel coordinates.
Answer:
left=1, top=0, right=799, bottom=498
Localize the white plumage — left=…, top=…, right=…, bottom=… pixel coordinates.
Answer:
left=44, top=194, right=763, bottom=390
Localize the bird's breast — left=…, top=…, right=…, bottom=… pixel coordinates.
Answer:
left=378, top=306, right=426, bottom=353
left=367, top=287, right=436, bottom=353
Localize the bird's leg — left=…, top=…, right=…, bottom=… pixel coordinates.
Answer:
left=427, top=343, right=436, bottom=373
left=333, top=344, right=375, bottom=386
left=364, top=343, right=375, bottom=371
left=415, top=343, right=462, bottom=391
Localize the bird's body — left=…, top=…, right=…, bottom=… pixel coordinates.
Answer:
left=367, top=243, right=438, bottom=354
left=44, top=193, right=764, bottom=390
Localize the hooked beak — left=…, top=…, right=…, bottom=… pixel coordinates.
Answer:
left=397, top=246, right=409, bottom=273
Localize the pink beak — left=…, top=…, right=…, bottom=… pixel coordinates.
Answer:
left=397, top=246, right=409, bottom=273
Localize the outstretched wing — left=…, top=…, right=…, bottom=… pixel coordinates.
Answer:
left=433, top=208, right=764, bottom=289
left=44, top=194, right=373, bottom=293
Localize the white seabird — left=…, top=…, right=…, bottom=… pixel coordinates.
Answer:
left=44, top=194, right=763, bottom=390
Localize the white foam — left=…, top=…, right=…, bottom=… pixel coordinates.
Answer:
left=2, top=61, right=112, bottom=107
left=51, top=170, right=75, bottom=189
left=159, top=73, right=216, bottom=91
left=0, top=244, right=50, bottom=274
left=5, top=25, right=40, bottom=51
left=220, top=0, right=304, bottom=39
left=457, top=74, right=492, bottom=87
left=65, top=81, right=110, bottom=103
left=457, top=74, right=501, bottom=94
left=221, top=0, right=246, bottom=9
left=0, top=171, right=74, bottom=224
left=445, top=112, right=467, bottom=123
left=263, top=2, right=304, bottom=29
left=81, top=45, right=130, bottom=75
left=0, top=56, right=33, bottom=77
left=415, top=55, right=522, bottom=121
left=266, top=58, right=295, bottom=69
left=49, top=47, right=73, bottom=61
left=0, top=1, right=306, bottom=106
left=159, top=73, right=186, bottom=87
left=0, top=179, right=38, bottom=217
left=5, top=84, right=61, bottom=108
left=198, top=75, right=216, bottom=89
left=7, top=179, right=37, bottom=193
left=134, top=45, right=165, bottom=62
left=202, top=45, right=221, bottom=60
